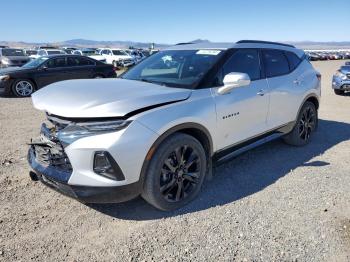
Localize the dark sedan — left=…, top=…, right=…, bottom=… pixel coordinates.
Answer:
left=0, top=55, right=116, bottom=97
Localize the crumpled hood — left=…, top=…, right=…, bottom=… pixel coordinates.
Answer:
left=32, top=78, right=191, bottom=118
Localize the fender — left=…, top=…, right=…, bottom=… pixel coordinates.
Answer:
left=138, top=122, right=214, bottom=188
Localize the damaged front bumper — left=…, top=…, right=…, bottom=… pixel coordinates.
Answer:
left=27, top=123, right=142, bottom=203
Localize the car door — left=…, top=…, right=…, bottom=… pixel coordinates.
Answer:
left=35, top=57, right=68, bottom=87
left=213, top=49, right=270, bottom=150
left=66, top=56, right=96, bottom=79
left=261, top=49, right=305, bottom=129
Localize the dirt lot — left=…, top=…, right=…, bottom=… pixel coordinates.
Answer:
left=0, top=60, right=350, bottom=261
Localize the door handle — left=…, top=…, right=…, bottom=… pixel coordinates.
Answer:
left=293, top=79, right=301, bottom=85
left=257, top=90, right=265, bottom=96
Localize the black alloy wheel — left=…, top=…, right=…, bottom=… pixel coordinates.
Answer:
left=160, top=145, right=201, bottom=202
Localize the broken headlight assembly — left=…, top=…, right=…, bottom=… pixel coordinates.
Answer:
left=57, top=120, right=132, bottom=145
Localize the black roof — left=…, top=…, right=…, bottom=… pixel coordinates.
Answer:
left=236, top=40, right=295, bottom=48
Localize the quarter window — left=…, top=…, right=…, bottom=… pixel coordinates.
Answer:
left=262, top=49, right=290, bottom=77
left=285, top=51, right=302, bottom=71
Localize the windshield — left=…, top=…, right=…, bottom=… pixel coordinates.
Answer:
left=112, top=50, right=128, bottom=56
left=2, top=48, right=25, bottom=56
left=47, top=50, right=62, bottom=55
left=22, top=57, right=49, bottom=68
left=122, top=49, right=223, bottom=88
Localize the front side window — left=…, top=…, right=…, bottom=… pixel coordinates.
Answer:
left=46, top=57, right=66, bottom=68
left=262, top=49, right=289, bottom=77
left=122, top=49, right=224, bottom=89
left=225, top=49, right=261, bottom=80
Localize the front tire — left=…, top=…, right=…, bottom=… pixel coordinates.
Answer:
left=334, top=89, right=344, bottom=95
left=283, top=101, right=317, bottom=146
left=142, top=133, right=207, bottom=211
left=12, top=79, right=35, bottom=97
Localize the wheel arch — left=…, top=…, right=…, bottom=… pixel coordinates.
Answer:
left=295, top=94, right=319, bottom=121
left=139, top=122, right=214, bottom=188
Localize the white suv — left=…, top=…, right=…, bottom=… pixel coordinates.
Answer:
left=99, top=48, right=134, bottom=68
left=28, top=41, right=321, bottom=211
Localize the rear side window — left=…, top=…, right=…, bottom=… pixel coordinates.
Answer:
left=223, top=49, right=261, bottom=81
left=262, top=49, right=289, bottom=77
left=284, top=51, right=302, bottom=71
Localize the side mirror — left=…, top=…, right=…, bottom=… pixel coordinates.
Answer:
left=218, top=72, right=251, bottom=95
left=41, top=65, right=48, bottom=70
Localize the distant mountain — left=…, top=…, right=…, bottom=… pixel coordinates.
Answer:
left=1, top=39, right=350, bottom=50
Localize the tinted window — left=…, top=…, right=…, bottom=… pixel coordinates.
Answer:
left=2, top=48, right=25, bottom=56
left=38, top=50, right=46, bottom=56
left=262, top=50, right=289, bottom=77
left=285, top=51, right=301, bottom=71
left=223, top=49, right=260, bottom=80
left=67, top=57, right=94, bottom=66
left=46, top=57, right=66, bottom=68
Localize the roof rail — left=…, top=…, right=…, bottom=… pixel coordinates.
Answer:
left=236, top=40, right=295, bottom=48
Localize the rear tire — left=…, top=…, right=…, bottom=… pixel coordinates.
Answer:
left=12, top=79, right=35, bottom=97
left=334, top=89, right=344, bottom=95
left=283, top=101, right=317, bottom=146
left=142, top=133, right=207, bottom=211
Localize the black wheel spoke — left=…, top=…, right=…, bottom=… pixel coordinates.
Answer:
left=184, top=151, right=198, bottom=169
left=175, top=181, right=183, bottom=201
left=159, top=144, right=202, bottom=203
left=164, top=158, right=177, bottom=172
left=160, top=178, right=176, bottom=194
left=183, top=172, right=199, bottom=184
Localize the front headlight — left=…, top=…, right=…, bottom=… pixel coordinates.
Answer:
left=0, top=75, right=10, bottom=81
left=57, top=120, right=132, bottom=145
left=1, top=58, right=10, bottom=65
left=335, top=71, right=347, bottom=80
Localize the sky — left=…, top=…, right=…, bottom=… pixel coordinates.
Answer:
left=1, top=0, right=349, bottom=44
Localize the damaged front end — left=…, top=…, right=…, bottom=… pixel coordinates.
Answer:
left=27, top=117, right=78, bottom=198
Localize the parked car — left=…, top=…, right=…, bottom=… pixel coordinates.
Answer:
left=24, top=49, right=38, bottom=57
left=30, top=48, right=66, bottom=59
left=99, top=48, right=134, bottom=68
left=124, top=49, right=146, bottom=64
left=332, top=64, right=350, bottom=95
left=0, top=45, right=9, bottom=48
left=62, top=47, right=78, bottom=54
left=27, top=40, right=321, bottom=210
left=0, top=55, right=116, bottom=97
left=72, top=48, right=106, bottom=63
left=0, top=48, right=30, bottom=68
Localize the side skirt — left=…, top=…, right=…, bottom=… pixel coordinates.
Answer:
left=213, top=121, right=295, bottom=166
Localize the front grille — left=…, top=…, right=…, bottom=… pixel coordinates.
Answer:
left=30, top=123, right=72, bottom=172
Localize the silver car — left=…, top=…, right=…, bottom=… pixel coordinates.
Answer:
left=332, top=63, right=350, bottom=95
left=0, top=48, right=30, bottom=68
left=28, top=41, right=321, bottom=210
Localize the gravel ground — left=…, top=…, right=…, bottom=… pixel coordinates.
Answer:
left=0, top=60, right=349, bottom=261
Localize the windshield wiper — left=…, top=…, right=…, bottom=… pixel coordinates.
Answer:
left=139, top=78, right=167, bottom=86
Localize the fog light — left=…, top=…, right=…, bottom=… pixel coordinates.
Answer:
left=93, top=151, right=125, bottom=181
